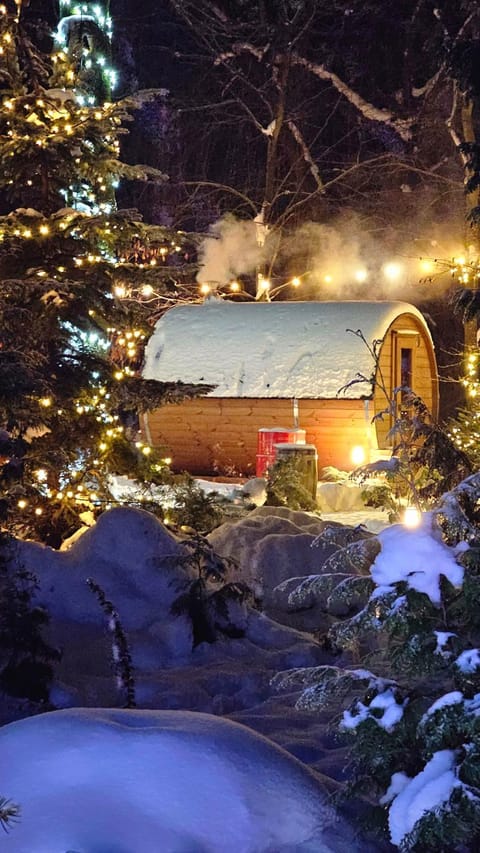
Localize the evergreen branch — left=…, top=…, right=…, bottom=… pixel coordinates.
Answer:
left=86, top=578, right=136, bottom=708
left=0, top=797, right=20, bottom=833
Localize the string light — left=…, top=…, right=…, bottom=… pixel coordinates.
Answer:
left=382, top=261, right=403, bottom=281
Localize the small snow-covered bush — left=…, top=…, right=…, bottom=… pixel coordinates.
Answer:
left=265, top=456, right=317, bottom=511
left=274, top=472, right=480, bottom=851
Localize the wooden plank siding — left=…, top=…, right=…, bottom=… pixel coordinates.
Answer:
left=143, top=397, right=373, bottom=476
left=374, top=314, right=439, bottom=449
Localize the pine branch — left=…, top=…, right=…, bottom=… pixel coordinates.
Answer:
left=0, top=797, right=20, bottom=833
left=86, top=578, right=136, bottom=708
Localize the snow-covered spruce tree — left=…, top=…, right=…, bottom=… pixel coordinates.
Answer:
left=273, top=472, right=480, bottom=851
left=0, top=4, right=200, bottom=545
left=448, top=345, right=480, bottom=469
left=54, top=1, right=115, bottom=107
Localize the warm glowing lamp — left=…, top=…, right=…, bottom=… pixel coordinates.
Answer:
left=351, top=445, right=366, bottom=466
left=403, top=506, right=421, bottom=528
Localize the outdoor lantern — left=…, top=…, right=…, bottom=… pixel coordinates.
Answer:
left=351, top=445, right=366, bottom=466
left=403, top=506, right=421, bottom=528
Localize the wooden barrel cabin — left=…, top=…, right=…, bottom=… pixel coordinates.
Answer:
left=141, top=300, right=439, bottom=477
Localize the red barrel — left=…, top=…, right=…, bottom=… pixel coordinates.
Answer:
left=256, top=427, right=306, bottom=477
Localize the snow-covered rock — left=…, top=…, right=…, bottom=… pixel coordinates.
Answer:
left=316, top=481, right=366, bottom=512
left=208, top=506, right=341, bottom=605
left=14, top=506, right=186, bottom=628
left=6, top=508, right=194, bottom=699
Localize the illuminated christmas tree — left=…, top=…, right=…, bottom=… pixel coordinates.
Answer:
left=0, top=2, right=198, bottom=545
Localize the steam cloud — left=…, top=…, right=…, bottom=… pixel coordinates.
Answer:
left=196, top=210, right=466, bottom=300
left=196, top=216, right=265, bottom=286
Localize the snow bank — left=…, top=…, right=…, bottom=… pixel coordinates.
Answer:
left=0, top=707, right=336, bottom=853
left=3, top=506, right=327, bottom=712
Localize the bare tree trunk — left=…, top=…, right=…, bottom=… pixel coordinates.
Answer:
left=461, top=95, right=480, bottom=348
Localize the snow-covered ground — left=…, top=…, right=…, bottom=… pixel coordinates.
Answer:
left=0, top=494, right=469, bottom=851
left=0, top=708, right=344, bottom=853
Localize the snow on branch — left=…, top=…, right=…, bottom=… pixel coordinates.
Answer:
left=214, top=42, right=269, bottom=65
left=290, top=54, right=414, bottom=142
left=286, top=119, right=325, bottom=191
left=211, top=40, right=414, bottom=144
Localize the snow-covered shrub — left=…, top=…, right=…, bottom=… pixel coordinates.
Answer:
left=168, top=475, right=227, bottom=533
left=265, top=456, right=317, bottom=511
left=274, top=472, right=480, bottom=851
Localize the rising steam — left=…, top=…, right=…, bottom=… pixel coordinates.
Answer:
left=196, top=216, right=266, bottom=286
left=196, top=210, right=467, bottom=300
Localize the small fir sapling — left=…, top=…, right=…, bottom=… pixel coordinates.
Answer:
left=86, top=578, right=136, bottom=708
left=169, top=534, right=251, bottom=646
left=167, top=475, right=226, bottom=533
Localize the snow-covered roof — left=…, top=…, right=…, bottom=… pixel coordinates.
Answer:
left=142, top=299, right=433, bottom=399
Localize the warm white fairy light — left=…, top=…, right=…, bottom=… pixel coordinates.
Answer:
left=382, top=261, right=403, bottom=281
left=419, top=258, right=435, bottom=275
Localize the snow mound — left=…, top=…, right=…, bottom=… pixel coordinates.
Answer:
left=0, top=707, right=337, bottom=853
left=4, top=507, right=327, bottom=711
left=14, top=506, right=187, bottom=629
